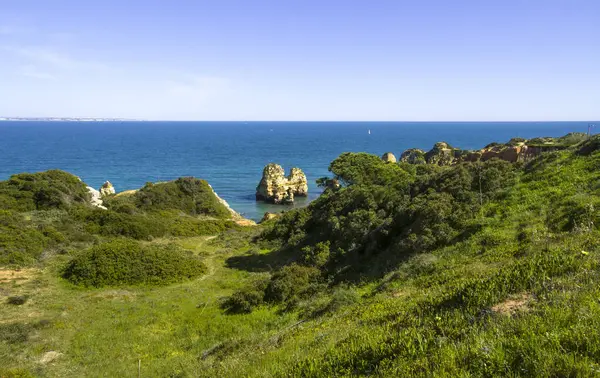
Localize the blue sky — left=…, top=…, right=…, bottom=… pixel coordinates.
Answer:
left=0, top=0, right=598, bottom=121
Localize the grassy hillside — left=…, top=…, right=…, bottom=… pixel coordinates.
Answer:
left=0, top=172, right=239, bottom=267
left=1, top=135, right=600, bottom=377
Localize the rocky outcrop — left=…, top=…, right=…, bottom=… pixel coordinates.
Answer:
left=260, top=212, right=280, bottom=223
left=381, top=152, right=397, bottom=163
left=425, top=142, right=458, bottom=165
left=99, top=181, right=115, bottom=197
left=400, top=149, right=426, bottom=164
left=256, top=164, right=308, bottom=204
left=287, top=168, right=309, bottom=197
left=400, top=133, right=589, bottom=167
left=479, top=145, right=527, bottom=163
left=87, top=186, right=107, bottom=210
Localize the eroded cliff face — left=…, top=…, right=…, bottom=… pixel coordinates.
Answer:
left=399, top=133, right=589, bottom=167
left=256, top=164, right=308, bottom=204
left=287, top=168, right=309, bottom=197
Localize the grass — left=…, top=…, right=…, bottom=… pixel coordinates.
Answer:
left=2, top=137, right=600, bottom=376
left=0, top=234, right=298, bottom=377
left=3, top=230, right=598, bottom=377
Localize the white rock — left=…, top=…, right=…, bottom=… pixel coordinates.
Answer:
left=99, top=181, right=116, bottom=197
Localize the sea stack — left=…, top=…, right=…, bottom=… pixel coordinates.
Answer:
left=99, top=181, right=116, bottom=197
left=256, top=163, right=308, bottom=204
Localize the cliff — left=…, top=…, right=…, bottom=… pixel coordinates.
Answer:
left=400, top=132, right=589, bottom=166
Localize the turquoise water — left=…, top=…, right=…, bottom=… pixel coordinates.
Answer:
left=0, top=121, right=595, bottom=220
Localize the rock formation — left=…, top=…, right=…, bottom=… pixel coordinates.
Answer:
left=87, top=187, right=107, bottom=210
left=381, top=152, right=397, bottom=163
left=400, top=149, right=426, bottom=164
left=99, top=181, right=115, bottom=197
left=399, top=133, right=589, bottom=167
left=256, top=163, right=308, bottom=204
left=260, top=212, right=280, bottom=223
left=287, top=168, right=309, bottom=197
left=425, top=142, right=458, bottom=165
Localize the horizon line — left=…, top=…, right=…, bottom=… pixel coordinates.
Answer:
left=0, top=119, right=598, bottom=123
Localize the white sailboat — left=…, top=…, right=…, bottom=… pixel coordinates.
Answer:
left=368, top=129, right=371, bottom=135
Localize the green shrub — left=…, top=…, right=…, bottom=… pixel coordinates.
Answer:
left=221, top=289, right=264, bottom=314
left=70, top=206, right=237, bottom=240
left=6, top=296, right=28, bottom=305
left=328, top=152, right=412, bottom=187
left=264, top=264, right=322, bottom=305
left=326, top=285, right=360, bottom=312
left=134, top=178, right=230, bottom=218
left=221, top=277, right=270, bottom=314
left=103, top=195, right=138, bottom=214
left=0, top=170, right=90, bottom=211
left=71, top=207, right=166, bottom=240
left=0, top=210, right=54, bottom=265
left=62, top=239, right=207, bottom=287
left=0, top=320, right=50, bottom=344
left=302, top=241, right=330, bottom=267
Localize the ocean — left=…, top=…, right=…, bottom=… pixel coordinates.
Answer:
left=0, top=121, right=595, bottom=220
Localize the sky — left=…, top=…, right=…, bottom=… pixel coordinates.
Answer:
left=0, top=0, right=598, bottom=121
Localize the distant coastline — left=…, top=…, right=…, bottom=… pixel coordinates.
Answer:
left=0, top=117, right=140, bottom=122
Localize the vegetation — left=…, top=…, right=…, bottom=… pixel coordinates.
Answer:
left=0, top=170, right=89, bottom=212
left=0, top=210, right=66, bottom=265
left=0, top=172, right=238, bottom=266
left=130, top=177, right=231, bottom=218
left=2, top=133, right=600, bottom=377
left=260, top=152, right=518, bottom=280
left=62, top=239, right=206, bottom=287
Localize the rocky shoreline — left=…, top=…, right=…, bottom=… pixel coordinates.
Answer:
left=84, top=132, right=590, bottom=224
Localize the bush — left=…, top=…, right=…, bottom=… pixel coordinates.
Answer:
left=326, top=285, right=360, bottom=312
left=221, top=289, right=264, bottom=314
left=328, top=152, right=412, bottom=187
left=264, top=264, right=322, bottom=305
left=134, top=178, right=231, bottom=218
left=0, top=170, right=90, bottom=211
left=62, top=239, right=207, bottom=287
left=0, top=210, right=55, bottom=265
left=298, top=285, right=360, bottom=318
left=70, top=206, right=237, bottom=240
left=0, top=320, right=50, bottom=344
left=220, top=277, right=270, bottom=314
left=72, top=207, right=166, bottom=240
left=6, top=296, right=28, bottom=305
left=302, top=241, right=331, bottom=267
